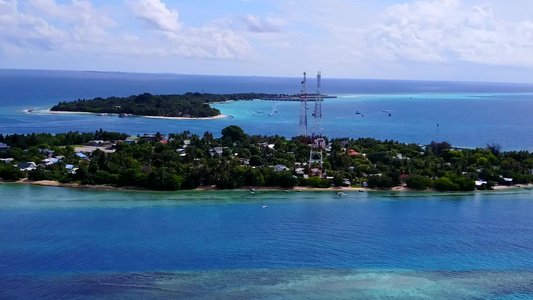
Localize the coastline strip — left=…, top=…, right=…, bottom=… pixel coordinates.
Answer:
left=32, top=109, right=230, bottom=120
left=1, top=179, right=529, bottom=193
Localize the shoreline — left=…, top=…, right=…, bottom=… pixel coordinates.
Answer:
left=1, top=179, right=529, bottom=194
left=33, top=109, right=231, bottom=120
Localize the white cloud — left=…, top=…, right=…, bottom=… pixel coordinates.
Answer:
left=241, top=14, right=286, bottom=33
left=0, top=0, right=64, bottom=53
left=4, top=0, right=533, bottom=80
left=209, top=13, right=292, bottom=52
left=125, top=0, right=254, bottom=60
left=0, top=0, right=254, bottom=61
left=359, top=0, right=533, bottom=66
left=129, top=0, right=181, bottom=32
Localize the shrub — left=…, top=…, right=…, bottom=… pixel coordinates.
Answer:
left=367, top=175, right=395, bottom=189
left=307, top=176, right=330, bottom=188
left=434, top=177, right=459, bottom=191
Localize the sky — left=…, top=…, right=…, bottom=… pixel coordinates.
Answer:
left=2, top=0, right=533, bottom=82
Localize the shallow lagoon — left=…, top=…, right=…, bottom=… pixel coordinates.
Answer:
left=1, top=185, right=532, bottom=298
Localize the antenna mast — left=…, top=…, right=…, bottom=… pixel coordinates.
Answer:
left=309, top=71, right=324, bottom=177
left=298, top=72, right=308, bottom=137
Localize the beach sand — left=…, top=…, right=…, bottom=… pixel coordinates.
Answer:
left=35, top=109, right=230, bottom=120
left=142, top=114, right=229, bottom=120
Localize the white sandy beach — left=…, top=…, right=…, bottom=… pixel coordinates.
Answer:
left=46, top=110, right=97, bottom=115
left=143, top=114, right=229, bottom=120
left=35, top=109, right=230, bottom=120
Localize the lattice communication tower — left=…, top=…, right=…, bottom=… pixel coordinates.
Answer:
left=298, top=72, right=308, bottom=137
left=309, top=71, right=324, bottom=177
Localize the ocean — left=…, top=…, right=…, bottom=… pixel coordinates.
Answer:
left=1, top=185, right=533, bottom=299
left=1, top=69, right=533, bottom=150
left=1, top=69, right=533, bottom=298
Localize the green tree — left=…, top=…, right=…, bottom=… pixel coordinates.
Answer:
left=275, top=171, right=298, bottom=188
left=0, top=165, right=23, bottom=180
left=221, top=125, right=246, bottom=143
left=367, top=175, right=395, bottom=189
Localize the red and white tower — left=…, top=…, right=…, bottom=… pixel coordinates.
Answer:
left=309, top=71, right=324, bottom=177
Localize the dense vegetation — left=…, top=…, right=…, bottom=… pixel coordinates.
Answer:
left=50, top=92, right=285, bottom=118
left=1, top=127, right=532, bottom=191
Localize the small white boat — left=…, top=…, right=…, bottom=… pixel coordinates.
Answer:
left=262, top=205, right=268, bottom=208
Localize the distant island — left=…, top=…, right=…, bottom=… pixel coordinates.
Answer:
left=1, top=126, right=532, bottom=192
left=50, top=92, right=293, bottom=118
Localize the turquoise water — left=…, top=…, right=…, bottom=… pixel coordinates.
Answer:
left=1, top=185, right=533, bottom=298
left=1, top=70, right=533, bottom=150
left=213, top=93, right=533, bottom=150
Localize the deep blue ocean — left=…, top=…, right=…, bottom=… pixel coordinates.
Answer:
left=1, top=69, right=533, bottom=150
left=1, top=185, right=533, bottom=299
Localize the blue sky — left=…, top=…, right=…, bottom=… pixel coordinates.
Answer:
left=2, top=0, right=533, bottom=82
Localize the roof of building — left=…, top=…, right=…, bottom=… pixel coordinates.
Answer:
left=76, top=153, right=88, bottom=159
left=18, top=162, right=37, bottom=169
left=348, top=149, right=360, bottom=156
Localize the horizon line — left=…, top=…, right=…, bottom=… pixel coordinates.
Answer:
left=2, top=68, right=533, bottom=86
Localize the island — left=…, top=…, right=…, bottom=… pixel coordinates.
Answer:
left=50, top=92, right=293, bottom=118
left=1, top=126, right=532, bottom=192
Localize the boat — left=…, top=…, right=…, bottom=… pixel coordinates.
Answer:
left=262, top=205, right=268, bottom=208
left=356, top=111, right=361, bottom=115
left=336, top=192, right=347, bottom=197
left=118, top=113, right=127, bottom=118
left=269, top=113, right=274, bottom=116
left=388, top=113, right=392, bottom=117
left=98, top=113, right=108, bottom=116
